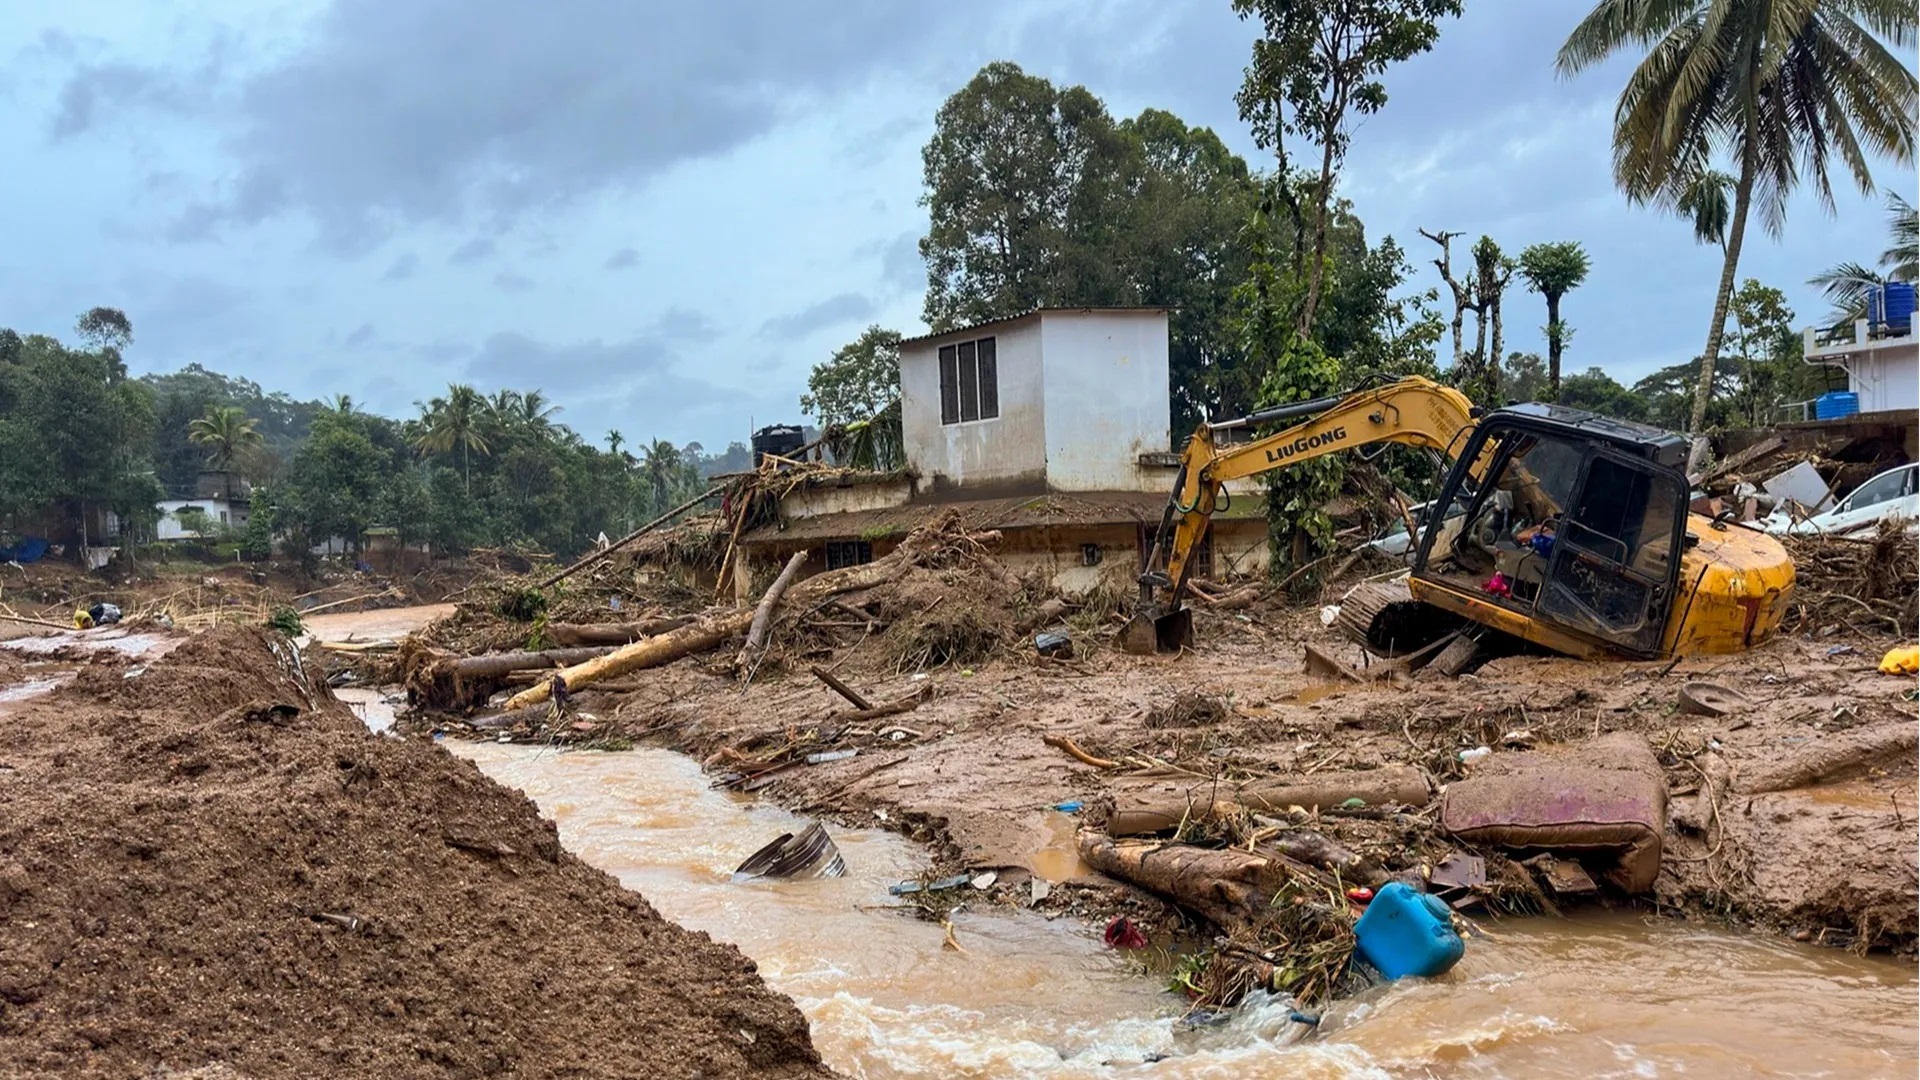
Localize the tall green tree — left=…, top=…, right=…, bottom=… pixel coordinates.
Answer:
left=186, top=405, right=265, bottom=473
left=1517, top=241, right=1592, bottom=398
left=412, top=384, right=493, bottom=494
left=919, top=62, right=1132, bottom=330
left=1558, top=0, right=1916, bottom=447
left=1809, top=191, right=1920, bottom=323
left=802, top=326, right=903, bottom=427
left=1233, top=0, right=1462, bottom=337
left=1726, top=278, right=1797, bottom=425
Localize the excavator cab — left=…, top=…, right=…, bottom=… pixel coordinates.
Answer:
left=1409, top=405, right=1691, bottom=659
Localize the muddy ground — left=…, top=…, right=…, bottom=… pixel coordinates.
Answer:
left=0, top=627, right=832, bottom=1080
left=432, top=594, right=1919, bottom=956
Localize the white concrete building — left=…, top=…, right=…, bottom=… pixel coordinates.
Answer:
left=741, top=307, right=1271, bottom=595
left=1802, top=317, right=1919, bottom=415
left=156, top=497, right=249, bottom=541
left=898, top=307, right=1175, bottom=494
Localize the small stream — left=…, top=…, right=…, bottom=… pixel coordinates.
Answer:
left=453, top=742, right=1919, bottom=1080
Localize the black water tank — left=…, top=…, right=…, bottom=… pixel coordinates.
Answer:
left=751, top=423, right=806, bottom=465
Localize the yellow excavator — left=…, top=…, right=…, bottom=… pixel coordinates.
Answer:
left=1125, top=376, right=1796, bottom=671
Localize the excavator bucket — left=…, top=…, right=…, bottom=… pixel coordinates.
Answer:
left=1120, top=606, right=1193, bottom=655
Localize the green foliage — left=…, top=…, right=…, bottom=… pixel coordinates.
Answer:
left=803, top=326, right=902, bottom=428
left=1517, top=241, right=1591, bottom=398
left=172, top=505, right=214, bottom=537
left=0, top=322, right=156, bottom=538
left=1505, top=352, right=1548, bottom=403
left=1811, top=192, right=1919, bottom=324
left=1559, top=0, right=1915, bottom=433
left=143, top=363, right=326, bottom=491
left=186, top=405, right=265, bottom=472
left=267, top=606, right=305, bottom=637
left=1560, top=367, right=1649, bottom=423
left=496, top=585, right=549, bottom=622
left=240, top=488, right=276, bottom=559
left=1232, top=0, right=1462, bottom=333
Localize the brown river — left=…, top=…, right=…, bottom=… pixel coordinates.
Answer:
left=448, top=741, right=1918, bottom=1080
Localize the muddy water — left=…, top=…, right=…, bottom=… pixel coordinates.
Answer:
left=454, top=743, right=1919, bottom=1079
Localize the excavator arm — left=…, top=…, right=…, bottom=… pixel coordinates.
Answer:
left=1125, top=376, right=1481, bottom=652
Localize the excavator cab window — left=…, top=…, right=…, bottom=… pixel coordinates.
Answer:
left=1414, top=419, right=1688, bottom=656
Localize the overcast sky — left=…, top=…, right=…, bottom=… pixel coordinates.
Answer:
left=2, top=1, right=1907, bottom=449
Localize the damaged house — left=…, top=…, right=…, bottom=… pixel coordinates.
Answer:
left=735, top=307, right=1268, bottom=597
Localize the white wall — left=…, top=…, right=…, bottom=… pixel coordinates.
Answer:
left=900, top=317, right=1047, bottom=491
left=1853, top=346, right=1919, bottom=414
left=157, top=498, right=246, bottom=541
left=1039, top=311, right=1171, bottom=493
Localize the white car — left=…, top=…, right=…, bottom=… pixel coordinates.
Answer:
left=1766, top=462, right=1919, bottom=537
left=1364, top=500, right=1465, bottom=560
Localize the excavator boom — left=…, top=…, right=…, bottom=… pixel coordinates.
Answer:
left=1127, top=377, right=1479, bottom=652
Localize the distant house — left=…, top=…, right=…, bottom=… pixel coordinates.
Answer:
left=155, top=472, right=251, bottom=541
left=1802, top=313, right=1918, bottom=416
left=736, top=307, right=1269, bottom=595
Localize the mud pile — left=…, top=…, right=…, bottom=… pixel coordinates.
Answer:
left=0, top=627, right=830, bottom=1080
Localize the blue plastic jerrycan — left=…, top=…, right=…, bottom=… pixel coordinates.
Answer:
left=1352, top=881, right=1465, bottom=980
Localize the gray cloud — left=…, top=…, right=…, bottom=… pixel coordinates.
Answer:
left=107, top=0, right=994, bottom=246
left=603, top=246, right=639, bottom=270
left=757, top=292, right=875, bottom=340
left=382, top=252, right=419, bottom=280
left=493, top=270, right=534, bottom=292
left=343, top=323, right=374, bottom=348
left=50, top=63, right=167, bottom=138
left=652, top=306, right=721, bottom=343
left=880, top=231, right=924, bottom=296
left=448, top=236, right=496, bottom=264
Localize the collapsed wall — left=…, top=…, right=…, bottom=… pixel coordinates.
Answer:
left=0, top=628, right=831, bottom=1080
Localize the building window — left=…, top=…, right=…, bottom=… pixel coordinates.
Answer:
left=938, top=336, right=998, bottom=424
left=824, top=540, right=873, bottom=570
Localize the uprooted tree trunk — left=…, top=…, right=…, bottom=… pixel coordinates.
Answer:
left=735, top=550, right=809, bottom=673
left=546, top=617, right=694, bottom=647
left=503, top=557, right=908, bottom=711
left=1079, top=834, right=1292, bottom=933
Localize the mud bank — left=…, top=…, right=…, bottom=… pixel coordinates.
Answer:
left=0, top=628, right=831, bottom=1079
left=444, top=605, right=1918, bottom=955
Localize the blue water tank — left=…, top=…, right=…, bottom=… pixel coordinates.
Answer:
left=1870, top=281, right=1916, bottom=335
left=1815, top=391, right=1860, bottom=420
left=1352, top=882, right=1465, bottom=980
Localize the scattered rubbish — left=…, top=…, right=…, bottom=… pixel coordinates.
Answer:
left=732, top=821, right=847, bottom=882
left=941, top=920, right=966, bottom=953
left=1677, top=681, right=1749, bottom=717
left=310, top=912, right=368, bottom=934
left=1339, top=797, right=1367, bottom=810
left=1029, top=878, right=1051, bottom=905
left=888, top=874, right=970, bottom=896
left=0, top=536, right=48, bottom=564
left=1521, top=853, right=1598, bottom=897
left=1427, top=853, right=1487, bottom=908
left=89, top=602, right=123, bottom=627
left=805, top=749, right=859, bottom=765
left=1108, top=765, right=1432, bottom=835
left=1034, top=631, right=1074, bottom=659
left=1879, top=645, right=1918, bottom=675
left=1103, top=915, right=1148, bottom=950
left=1458, top=746, right=1492, bottom=766
left=1826, top=645, right=1858, bottom=658
left=1288, top=1010, right=1321, bottom=1027
left=1351, top=881, right=1465, bottom=980
left=1319, top=604, right=1340, bottom=627
left=1761, top=461, right=1836, bottom=515
left=1052, top=800, right=1084, bottom=813
left=970, top=871, right=998, bottom=890
left=1043, top=733, right=1120, bottom=770
left=1345, top=887, right=1374, bottom=903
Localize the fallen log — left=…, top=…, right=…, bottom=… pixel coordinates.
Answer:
left=736, top=550, right=809, bottom=672
left=1735, top=723, right=1918, bottom=795
left=834, top=684, right=932, bottom=723
left=503, top=555, right=908, bottom=710
left=1109, top=766, right=1431, bottom=834
left=546, top=617, right=694, bottom=647
left=1256, top=826, right=1388, bottom=888
left=1078, top=833, right=1290, bottom=931
left=539, top=485, right=723, bottom=588
left=436, top=646, right=616, bottom=680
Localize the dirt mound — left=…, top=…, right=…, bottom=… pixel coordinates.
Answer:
left=0, top=626, right=829, bottom=1080
left=1146, top=691, right=1231, bottom=728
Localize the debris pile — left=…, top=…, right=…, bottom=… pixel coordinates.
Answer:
left=1779, top=518, right=1918, bottom=635
left=0, top=626, right=831, bottom=1079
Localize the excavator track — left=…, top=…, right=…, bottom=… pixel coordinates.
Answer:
left=1333, top=579, right=1463, bottom=657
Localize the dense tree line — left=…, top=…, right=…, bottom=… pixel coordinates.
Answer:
left=0, top=310, right=753, bottom=562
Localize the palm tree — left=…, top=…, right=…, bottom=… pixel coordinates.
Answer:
left=411, top=384, right=492, bottom=494
left=1676, top=169, right=1734, bottom=246
left=1559, top=0, right=1916, bottom=444
left=1811, top=191, right=1920, bottom=323
left=1518, top=242, right=1591, bottom=399
left=637, top=439, right=682, bottom=514
left=186, top=405, right=264, bottom=473
left=605, top=430, right=624, bottom=455
left=515, top=389, right=561, bottom=431
left=329, top=394, right=358, bottom=415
